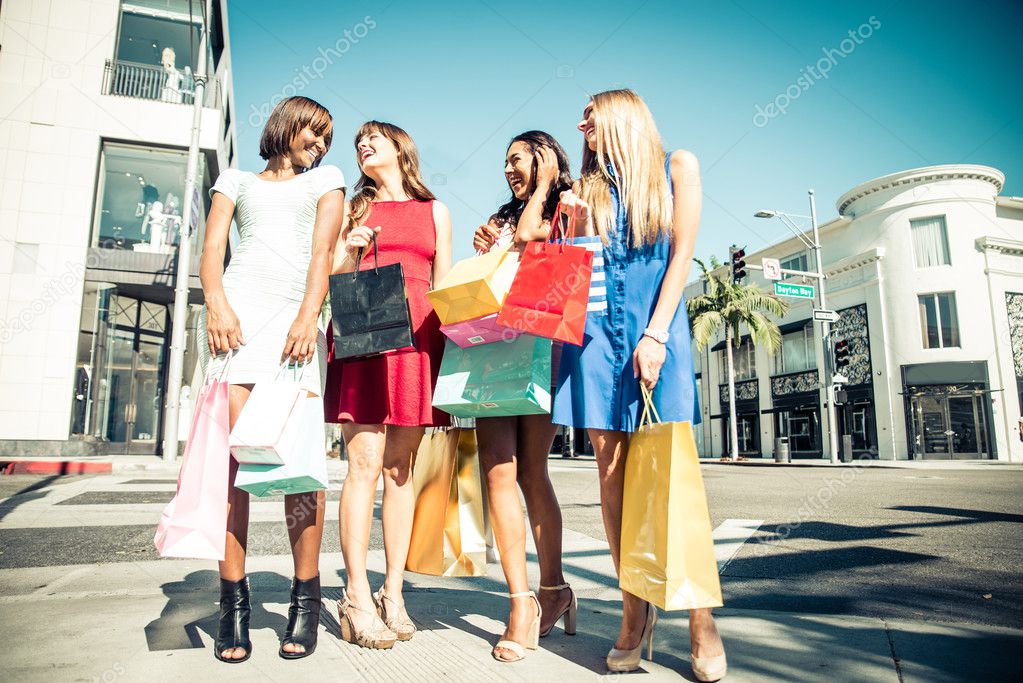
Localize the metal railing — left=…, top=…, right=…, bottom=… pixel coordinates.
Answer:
left=102, top=58, right=221, bottom=107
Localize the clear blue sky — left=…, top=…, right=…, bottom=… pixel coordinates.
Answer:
left=225, top=0, right=1022, bottom=265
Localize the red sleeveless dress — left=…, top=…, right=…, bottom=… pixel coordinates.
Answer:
left=324, top=200, right=448, bottom=427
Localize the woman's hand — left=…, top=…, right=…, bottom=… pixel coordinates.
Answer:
left=633, top=336, right=667, bottom=390
left=534, top=145, right=559, bottom=192
left=343, top=224, right=381, bottom=257
left=558, top=189, right=592, bottom=234
left=205, top=298, right=244, bottom=355
left=473, top=224, right=501, bottom=253
left=282, top=315, right=318, bottom=364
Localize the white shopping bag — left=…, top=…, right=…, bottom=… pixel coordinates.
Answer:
left=229, top=364, right=306, bottom=465
left=235, top=395, right=329, bottom=497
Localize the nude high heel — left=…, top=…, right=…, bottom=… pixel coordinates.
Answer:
left=336, top=589, right=397, bottom=650
left=538, top=583, right=577, bottom=637
left=692, top=652, right=728, bottom=681
left=606, top=603, right=657, bottom=673
left=492, top=592, right=542, bottom=663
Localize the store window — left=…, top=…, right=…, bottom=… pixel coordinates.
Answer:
left=919, top=292, right=960, bottom=348
left=774, top=323, right=816, bottom=374
left=92, top=142, right=208, bottom=257
left=106, top=1, right=216, bottom=104
left=910, top=216, right=951, bottom=268
left=718, top=339, right=756, bottom=383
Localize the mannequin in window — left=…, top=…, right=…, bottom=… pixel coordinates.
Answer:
left=160, top=47, right=182, bottom=103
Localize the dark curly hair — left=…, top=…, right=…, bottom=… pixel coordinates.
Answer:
left=495, top=130, right=573, bottom=226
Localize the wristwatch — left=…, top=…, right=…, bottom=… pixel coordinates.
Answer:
left=643, top=327, right=670, bottom=344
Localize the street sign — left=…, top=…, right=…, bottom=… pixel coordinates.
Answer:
left=813, top=308, right=840, bottom=323
left=762, top=257, right=781, bottom=281
left=774, top=282, right=815, bottom=299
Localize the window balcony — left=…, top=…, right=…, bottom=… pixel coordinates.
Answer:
left=101, top=58, right=222, bottom=108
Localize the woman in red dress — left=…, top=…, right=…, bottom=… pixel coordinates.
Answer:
left=324, top=121, right=451, bottom=649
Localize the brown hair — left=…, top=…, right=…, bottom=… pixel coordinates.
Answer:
left=347, top=121, right=436, bottom=227
left=258, top=96, right=333, bottom=162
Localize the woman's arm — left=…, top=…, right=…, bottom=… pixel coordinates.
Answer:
left=634, top=149, right=702, bottom=388
left=199, top=192, right=244, bottom=354
left=432, top=200, right=453, bottom=284
left=282, top=189, right=345, bottom=362
left=513, top=146, right=558, bottom=243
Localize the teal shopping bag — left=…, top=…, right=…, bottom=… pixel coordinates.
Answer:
left=432, top=335, right=551, bottom=417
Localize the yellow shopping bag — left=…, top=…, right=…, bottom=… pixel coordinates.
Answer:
left=426, top=247, right=520, bottom=325
left=406, top=428, right=491, bottom=577
left=619, top=386, right=723, bottom=610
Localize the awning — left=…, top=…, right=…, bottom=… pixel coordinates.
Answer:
left=761, top=404, right=818, bottom=414
left=710, top=334, right=750, bottom=352
left=777, top=319, right=812, bottom=335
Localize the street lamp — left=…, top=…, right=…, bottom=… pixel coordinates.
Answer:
left=755, top=190, right=841, bottom=464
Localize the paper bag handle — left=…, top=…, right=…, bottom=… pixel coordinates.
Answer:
left=639, top=384, right=662, bottom=428
left=547, top=202, right=578, bottom=252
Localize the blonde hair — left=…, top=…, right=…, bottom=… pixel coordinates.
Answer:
left=348, top=121, right=436, bottom=227
left=579, top=89, right=672, bottom=247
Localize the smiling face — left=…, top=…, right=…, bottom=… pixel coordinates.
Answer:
left=356, top=129, right=399, bottom=175
left=504, top=141, right=535, bottom=201
left=577, top=101, right=597, bottom=152
left=288, top=126, right=327, bottom=169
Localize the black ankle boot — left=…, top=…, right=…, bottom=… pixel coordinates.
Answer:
left=214, top=577, right=252, bottom=663
left=279, top=574, right=321, bottom=659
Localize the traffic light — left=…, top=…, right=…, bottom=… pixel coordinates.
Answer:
left=729, top=246, right=747, bottom=284
left=834, top=339, right=850, bottom=370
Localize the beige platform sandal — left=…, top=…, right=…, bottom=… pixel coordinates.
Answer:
left=492, top=592, right=542, bottom=663
left=337, top=589, right=397, bottom=650
left=373, top=587, right=416, bottom=641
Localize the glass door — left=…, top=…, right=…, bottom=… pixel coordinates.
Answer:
left=911, top=394, right=989, bottom=459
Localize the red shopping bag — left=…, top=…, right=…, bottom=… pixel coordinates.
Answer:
left=154, top=355, right=232, bottom=561
left=496, top=204, right=593, bottom=345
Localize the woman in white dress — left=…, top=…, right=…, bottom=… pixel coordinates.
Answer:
left=198, top=96, right=346, bottom=663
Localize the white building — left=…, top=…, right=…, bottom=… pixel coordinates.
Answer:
left=689, top=164, right=1023, bottom=462
left=0, top=0, right=236, bottom=456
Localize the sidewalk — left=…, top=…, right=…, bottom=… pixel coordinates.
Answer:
left=0, top=521, right=1019, bottom=681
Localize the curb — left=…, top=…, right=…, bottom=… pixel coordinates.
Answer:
left=1, top=460, right=113, bottom=475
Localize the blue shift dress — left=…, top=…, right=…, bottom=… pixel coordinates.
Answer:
left=553, top=154, right=701, bottom=432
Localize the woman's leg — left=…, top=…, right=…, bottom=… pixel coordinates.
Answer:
left=339, top=423, right=385, bottom=631
left=379, top=425, right=425, bottom=604
left=477, top=417, right=537, bottom=658
left=281, top=455, right=326, bottom=656
left=218, top=383, right=253, bottom=660
left=588, top=428, right=648, bottom=651
left=514, top=413, right=569, bottom=633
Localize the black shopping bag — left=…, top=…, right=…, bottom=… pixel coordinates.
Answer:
left=328, top=234, right=416, bottom=359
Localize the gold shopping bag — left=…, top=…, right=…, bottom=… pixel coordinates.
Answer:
left=619, top=386, right=723, bottom=610
left=406, top=428, right=491, bottom=577
left=426, top=246, right=520, bottom=325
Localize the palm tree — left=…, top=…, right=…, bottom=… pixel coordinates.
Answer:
left=687, top=257, right=789, bottom=461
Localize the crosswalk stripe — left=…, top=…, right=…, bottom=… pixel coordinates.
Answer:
left=713, top=518, right=763, bottom=572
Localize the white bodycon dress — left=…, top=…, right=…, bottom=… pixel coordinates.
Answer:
left=197, top=165, right=346, bottom=396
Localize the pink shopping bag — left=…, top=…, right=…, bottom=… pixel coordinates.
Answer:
left=439, top=313, right=522, bottom=348
left=228, top=363, right=306, bottom=465
left=154, top=353, right=232, bottom=561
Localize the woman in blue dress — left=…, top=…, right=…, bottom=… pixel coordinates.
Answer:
left=554, top=88, right=728, bottom=681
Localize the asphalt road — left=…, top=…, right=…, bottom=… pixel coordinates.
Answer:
left=1, top=461, right=1020, bottom=631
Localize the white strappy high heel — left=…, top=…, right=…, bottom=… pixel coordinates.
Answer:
left=492, top=592, right=542, bottom=663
